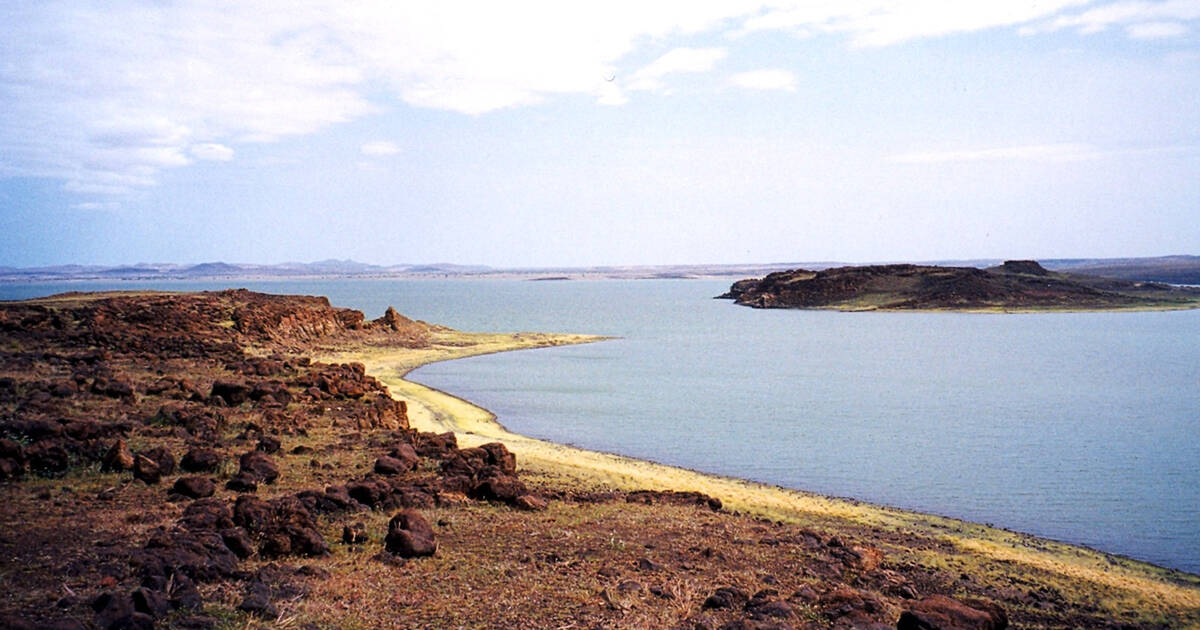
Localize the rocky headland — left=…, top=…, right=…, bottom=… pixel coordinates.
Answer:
left=718, top=260, right=1200, bottom=311
left=1, top=290, right=1197, bottom=629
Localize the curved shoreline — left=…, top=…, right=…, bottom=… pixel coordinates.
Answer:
left=321, top=330, right=1200, bottom=621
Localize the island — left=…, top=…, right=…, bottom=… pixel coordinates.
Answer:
left=718, top=260, right=1200, bottom=311
left=1, top=290, right=1197, bottom=629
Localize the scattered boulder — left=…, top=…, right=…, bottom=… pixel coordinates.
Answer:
left=210, top=381, right=251, bottom=406
left=343, top=522, right=368, bottom=545
left=703, top=586, right=749, bottom=610
left=91, top=377, right=135, bottom=400
left=153, top=405, right=227, bottom=439
left=132, top=455, right=162, bottom=484
left=374, top=455, right=413, bottom=476
left=131, top=586, right=169, bottom=619
left=25, top=440, right=71, bottom=475
left=101, top=439, right=135, bottom=472
left=229, top=450, right=279, bottom=490
left=257, top=435, right=282, bottom=454
left=296, top=485, right=361, bottom=514
left=415, top=431, right=457, bottom=458
left=513, top=494, right=548, bottom=511
left=897, top=595, right=1008, bottom=630
left=171, top=476, right=215, bottom=499
left=141, top=446, right=176, bottom=476
left=627, top=489, right=722, bottom=511
left=0, top=438, right=27, bottom=479
left=180, top=448, right=221, bottom=473
left=233, top=495, right=329, bottom=558
left=384, top=509, right=437, bottom=557
left=237, top=581, right=278, bottom=619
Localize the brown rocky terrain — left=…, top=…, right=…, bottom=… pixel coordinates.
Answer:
left=0, top=290, right=1196, bottom=629
left=717, top=260, right=1200, bottom=311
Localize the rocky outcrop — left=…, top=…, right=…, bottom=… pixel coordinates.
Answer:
left=718, top=261, right=1200, bottom=311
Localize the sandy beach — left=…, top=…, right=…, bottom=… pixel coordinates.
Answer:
left=321, top=329, right=1200, bottom=623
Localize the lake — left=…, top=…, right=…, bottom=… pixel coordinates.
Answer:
left=4, top=278, right=1198, bottom=574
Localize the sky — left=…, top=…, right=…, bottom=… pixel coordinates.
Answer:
left=1, top=1, right=1198, bottom=268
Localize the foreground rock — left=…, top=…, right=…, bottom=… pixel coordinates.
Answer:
left=384, top=509, right=437, bottom=557
left=897, top=595, right=1008, bottom=630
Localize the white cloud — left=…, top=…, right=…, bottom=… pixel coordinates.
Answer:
left=1127, top=20, right=1190, bottom=37
left=627, top=47, right=728, bottom=92
left=71, top=201, right=121, bottom=211
left=730, top=69, right=796, bottom=91
left=191, top=143, right=235, bottom=161
left=739, top=1, right=1092, bottom=46
left=360, top=141, right=400, bottom=156
left=888, top=143, right=1103, bottom=164
left=2, top=1, right=1195, bottom=203
left=1022, top=0, right=1200, bottom=36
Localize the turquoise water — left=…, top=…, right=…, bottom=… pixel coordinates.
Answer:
left=4, top=278, right=1198, bottom=574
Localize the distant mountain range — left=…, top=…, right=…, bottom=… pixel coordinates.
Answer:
left=1, top=256, right=1197, bottom=284
left=0, top=260, right=495, bottom=281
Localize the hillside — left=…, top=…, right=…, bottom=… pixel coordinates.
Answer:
left=718, top=260, right=1200, bottom=311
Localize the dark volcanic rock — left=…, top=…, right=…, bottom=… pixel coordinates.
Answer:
left=236, top=450, right=279, bottom=484
left=180, top=448, right=221, bottom=473
left=470, top=473, right=527, bottom=503
left=0, top=438, right=27, bottom=479
left=102, top=439, right=135, bottom=472
left=717, top=261, right=1199, bottom=311
left=132, top=454, right=161, bottom=484
left=141, top=446, right=176, bottom=476
left=342, top=522, right=368, bottom=545
left=172, top=476, right=216, bottom=499
left=897, top=595, right=1008, bottom=630
left=136, top=527, right=238, bottom=582
left=233, top=495, right=329, bottom=558
left=238, top=581, right=278, bottom=619
left=414, top=431, right=457, bottom=458
left=256, top=435, right=282, bottom=454
left=703, top=586, right=749, bottom=610
left=385, top=509, right=436, bottom=557
left=26, top=440, right=71, bottom=475
left=627, top=489, right=722, bottom=511
left=374, top=454, right=413, bottom=475
left=210, top=381, right=251, bottom=406
left=512, top=494, right=548, bottom=511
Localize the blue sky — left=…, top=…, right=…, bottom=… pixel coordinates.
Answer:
left=1, top=1, right=1197, bottom=268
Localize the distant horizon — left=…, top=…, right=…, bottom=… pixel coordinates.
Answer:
left=3, top=253, right=1198, bottom=274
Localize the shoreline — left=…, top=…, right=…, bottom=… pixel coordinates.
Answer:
left=322, top=330, right=1200, bottom=620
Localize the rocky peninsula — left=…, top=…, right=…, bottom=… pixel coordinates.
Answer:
left=1, top=290, right=1197, bottom=629
left=718, top=260, right=1200, bottom=311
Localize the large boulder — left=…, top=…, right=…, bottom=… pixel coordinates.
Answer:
left=172, top=477, right=216, bottom=499
left=236, top=450, right=279, bottom=484
left=210, top=381, right=252, bottom=406
left=897, top=595, right=1007, bottom=630
left=384, top=509, right=436, bottom=557
left=180, top=448, right=221, bottom=473
left=132, top=454, right=162, bottom=484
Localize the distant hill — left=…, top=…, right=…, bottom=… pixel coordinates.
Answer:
left=1041, top=255, right=1200, bottom=285
left=1, top=256, right=1197, bottom=284
left=717, top=260, right=1200, bottom=311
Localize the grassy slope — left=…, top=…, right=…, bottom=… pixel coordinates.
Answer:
left=323, top=331, right=1200, bottom=627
